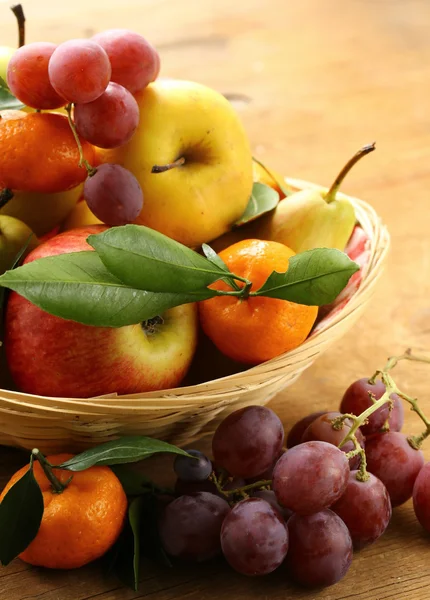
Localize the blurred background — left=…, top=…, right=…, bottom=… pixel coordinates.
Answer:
left=1, top=0, right=430, bottom=404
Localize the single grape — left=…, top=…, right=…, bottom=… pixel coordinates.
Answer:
left=212, top=405, right=284, bottom=479
left=159, top=492, right=229, bottom=561
left=331, top=471, right=392, bottom=548
left=413, top=462, right=430, bottom=532
left=301, top=411, right=365, bottom=469
left=286, top=510, right=353, bottom=588
left=7, top=42, right=66, bottom=109
left=340, top=378, right=390, bottom=435
left=286, top=411, right=327, bottom=448
left=221, top=498, right=288, bottom=576
left=388, top=395, right=404, bottom=432
left=174, top=449, right=212, bottom=483
left=92, top=29, right=159, bottom=93
left=74, top=82, right=139, bottom=149
left=48, top=39, right=111, bottom=104
left=84, top=164, right=143, bottom=226
left=365, top=432, right=424, bottom=507
left=272, top=441, right=349, bottom=515
left=251, top=489, right=292, bottom=521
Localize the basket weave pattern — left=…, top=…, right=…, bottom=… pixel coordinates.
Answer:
left=0, top=178, right=390, bottom=453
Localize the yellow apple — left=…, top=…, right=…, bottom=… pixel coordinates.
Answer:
left=0, top=215, right=39, bottom=274
left=62, top=199, right=102, bottom=231
left=0, top=185, right=83, bottom=236
left=0, top=47, right=15, bottom=83
left=97, top=79, right=253, bottom=248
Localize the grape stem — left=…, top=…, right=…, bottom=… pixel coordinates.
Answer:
left=11, top=4, right=25, bottom=48
left=336, top=349, right=430, bottom=481
left=210, top=471, right=272, bottom=501
left=65, top=104, right=97, bottom=176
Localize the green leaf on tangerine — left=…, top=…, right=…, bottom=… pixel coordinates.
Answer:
left=58, top=436, right=191, bottom=471
left=0, top=456, right=44, bottom=566
left=0, top=79, right=25, bottom=111
left=202, top=243, right=240, bottom=291
left=109, top=496, right=143, bottom=591
left=88, top=224, right=227, bottom=293
left=0, top=251, right=215, bottom=327
left=234, top=182, right=279, bottom=227
left=110, top=465, right=154, bottom=497
left=255, top=248, right=359, bottom=305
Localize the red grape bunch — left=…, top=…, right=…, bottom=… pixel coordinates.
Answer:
left=156, top=351, right=430, bottom=589
left=6, top=29, right=160, bottom=226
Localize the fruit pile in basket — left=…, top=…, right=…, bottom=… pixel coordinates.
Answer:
left=0, top=7, right=373, bottom=399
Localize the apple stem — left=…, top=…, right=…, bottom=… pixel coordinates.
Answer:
left=325, top=142, right=376, bottom=204
left=11, top=4, right=26, bottom=48
left=32, top=449, right=72, bottom=494
left=152, top=157, right=185, bottom=174
left=0, top=189, right=14, bottom=209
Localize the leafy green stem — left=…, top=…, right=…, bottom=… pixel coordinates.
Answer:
left=32, top=449, right=72, bottom=494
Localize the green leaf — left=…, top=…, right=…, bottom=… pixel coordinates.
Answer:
left=202, top=243, right=240, bottom=291
left=88, top=225, right=227, bottom=293
left=111, top=465, right=154, bottom=497
left=140, top=494, right=172, bottom=568
left=0, top=79, right=25, bottom=110
left=234, top=182, right=279, bottom=227
left=58, top=436, right=191, bottom=471
left=109, top=497, right=143, bottom=591
left=254, top=248, right=360, bottom=305
left=0, top=250, right=215, bottom=327
left=0, top=456, right=44, bottom=566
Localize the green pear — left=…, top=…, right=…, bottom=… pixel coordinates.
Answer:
left=0, top=214, right=39, bottom=274
left=257, top=144, right=375, bottom=253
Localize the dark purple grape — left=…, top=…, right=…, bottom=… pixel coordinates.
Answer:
left=272, top=441, right=349, bottom=515
left=340, top=378, right=390, bottom=435
left=84, top=163, right=143, bottom=226
left=174, top=449, right=212, bottom=483
left=212, top=405, right=284, bottom=479
left=251, top=489, right=292, bottom=521
left=413, top=462, right=430, bottom=532
left=301, top=411, right=365, bottom=469
left=388, top=395, right=404, bottom=432
left=221, top=498, right=288, bottom=575
left=331, top=470, right=392, bottom=548
left=286, top=509, right=353, bottom=588
left=286, top=411, right=327, bottom=448
left=159, top=492, right=229, bottom=561
left=365, top=432, right=424, bottom=507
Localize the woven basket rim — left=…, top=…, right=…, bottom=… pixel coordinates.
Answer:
left=0, top=177, right=390, bottom=409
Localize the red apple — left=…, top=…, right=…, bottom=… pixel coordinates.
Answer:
left=4, top=225, right=198, bottom=398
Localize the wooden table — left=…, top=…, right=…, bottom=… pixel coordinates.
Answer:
left=2, top=0, right=430, bottom=598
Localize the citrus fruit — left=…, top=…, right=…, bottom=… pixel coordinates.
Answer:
left=199, top=239, right=318, bottom=364
left=0, top=453, right=127, bottom=569
left=0, top=111, right=95, bottom=193
left=252, top=161, right=287, bottom=199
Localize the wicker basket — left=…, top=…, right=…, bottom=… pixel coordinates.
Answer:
left=0, top=177, right=390, bottom=453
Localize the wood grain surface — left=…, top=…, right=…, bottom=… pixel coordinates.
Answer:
left=2, top=0, right=430, bottom=598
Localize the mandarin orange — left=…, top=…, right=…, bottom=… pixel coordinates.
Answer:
left=199, top=239, right=318, bottom=364
left=0, top=111, right=95, bottom=193
left=0, top=453, right=127, bottom=569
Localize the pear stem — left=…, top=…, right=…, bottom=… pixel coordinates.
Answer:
left=325, top=142, right=376, bottom=203
left=11, top=4, right=26, bottom=48
left=0, top=189, right=14, bottom=209
left=152, top=157, right=186, bottom=173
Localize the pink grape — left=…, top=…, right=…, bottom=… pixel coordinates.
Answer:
left=48, top=39, right=111, bottom=104
left=340, top=378, right=390, bottom=435
left=6, top=42, right=66, bottom=109
left=286, top=411, right=327, bottom=448
left=212, top=406, right=284, bottom=479
left=301, top=411, right=365, bottom=469
left=331, top=471, right=392, bottom=548
left=221, top=498, right=288, bottom=575
left=92, top=29, right=159, bottom=93
left=159, top=492, right=229, bottom=561
left=74, top=82, right=139, bottom=148
left=286, top=510, right=353, bottom=588
left=251, top=490, right=292, bottom=521
left=413, top=462, right=430, bottom=532
left=272, top=441, right=349, bottom=515
left=365, top=432, right=424, bottom=507
left=84, top=164, right=143, bottom=226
